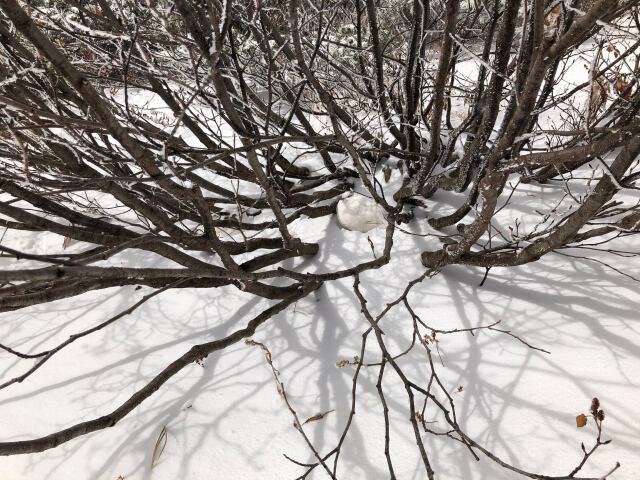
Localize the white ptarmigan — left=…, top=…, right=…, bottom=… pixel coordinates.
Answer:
left=336, top=193, right=387, bottom=233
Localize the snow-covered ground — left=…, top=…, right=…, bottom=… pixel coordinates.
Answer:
left=1, top=20, right=639, bottom=478
left=0, top=206, right=638, bottom=480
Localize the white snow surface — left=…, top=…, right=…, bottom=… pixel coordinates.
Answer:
left=0, top=211, right=639, bottom=480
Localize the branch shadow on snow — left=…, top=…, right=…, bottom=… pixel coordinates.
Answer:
left=1, top=221, right=639, bottom=480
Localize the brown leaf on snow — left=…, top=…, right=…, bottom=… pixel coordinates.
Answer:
left=576, top=414, right=588, bottom=428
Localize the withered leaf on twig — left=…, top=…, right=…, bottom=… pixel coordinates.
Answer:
left=383, top=167, right=392, bottom=183
left=336, top=355, right=359, bottom=368
left=302, top=409, right=334, bottom=425
left=367, top=236, right=376, bottom=259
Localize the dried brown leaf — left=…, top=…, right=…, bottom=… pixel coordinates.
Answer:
left=302, top=409, right=335, bottom=425
left=367, top=236, right=377, bottom=259
left=576, top=414, right=588, bottom=428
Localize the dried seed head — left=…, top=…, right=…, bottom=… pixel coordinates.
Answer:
left=597, top=410, right=605, bottom=421
left=591, top=397, right=600, bottom=416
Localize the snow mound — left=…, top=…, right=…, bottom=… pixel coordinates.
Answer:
left=336, top=194, right=386, bottom=233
